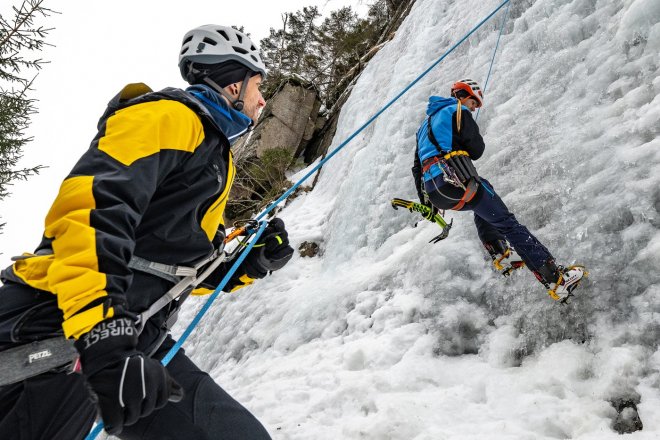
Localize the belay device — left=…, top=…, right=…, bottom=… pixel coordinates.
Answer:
left=391, top=198, right=453, bottom=243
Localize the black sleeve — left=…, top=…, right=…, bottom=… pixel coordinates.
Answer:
left=411, top=143, right=425, bottom=202
left=454, top=110, right=485, bottom=160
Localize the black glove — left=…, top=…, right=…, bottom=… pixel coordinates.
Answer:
left=242, top=217, right=294, bottom=279
left=75, top=317, right=183, bottom=435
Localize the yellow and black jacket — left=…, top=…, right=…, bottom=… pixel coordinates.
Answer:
left=1, top=84, right=249, bottom=340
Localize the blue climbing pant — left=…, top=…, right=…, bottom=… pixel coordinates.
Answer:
left=426, top=177, right=553, bottom=271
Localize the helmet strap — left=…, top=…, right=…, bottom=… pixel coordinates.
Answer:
left=203, top=77, right=241, bottom=109
left=203, top=70, right=252, bottom=112
left=234, top=71, right=253, bottom=112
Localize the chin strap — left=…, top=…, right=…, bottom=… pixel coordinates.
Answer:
left=203, top=70, right=252, bottom=112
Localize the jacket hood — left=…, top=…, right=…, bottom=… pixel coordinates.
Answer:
left=426, top=96, right=458, bottom=116
left=185, top=84, right=253, bottom=145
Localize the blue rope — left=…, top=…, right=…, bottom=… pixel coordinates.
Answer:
left=476, top=0, right=511, bottom=121
left=160, top=220, right=268, bottom=367
left=257, top=0, right=511, bottom=221
left=85, top=221, right=268, bottom=439
left=86, top=1, right=511, bottom=436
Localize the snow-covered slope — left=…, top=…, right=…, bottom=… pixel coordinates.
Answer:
left=175, top=0, right=660, bottom=438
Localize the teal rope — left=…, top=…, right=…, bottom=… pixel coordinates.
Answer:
left=476, top=0, right=511, bottom=121
left=257, top=0, right=511, bottom=221
left=85, top=221, right=268, bottom=439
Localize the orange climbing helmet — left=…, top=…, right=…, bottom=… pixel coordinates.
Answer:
left=451, top=78, right=484, bottom=108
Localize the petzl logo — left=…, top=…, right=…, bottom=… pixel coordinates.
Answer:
left=28, top=349, right=52, bottom=363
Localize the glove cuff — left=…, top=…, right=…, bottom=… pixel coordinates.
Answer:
left=74, top=317, right=139, bottom=376
left=243, top=247, right=270, bottom=279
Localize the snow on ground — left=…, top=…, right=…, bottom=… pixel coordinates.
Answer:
left=173, top=0, right=660, bottom=438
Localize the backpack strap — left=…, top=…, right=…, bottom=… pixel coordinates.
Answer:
left=118, top=83, right=153, bottom=101
left=426, top=116, right=442, bottom=149
left=427, top=101, right=462, bottom=151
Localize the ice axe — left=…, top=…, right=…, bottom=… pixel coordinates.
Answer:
left=391, top=198, right=453, bottom=243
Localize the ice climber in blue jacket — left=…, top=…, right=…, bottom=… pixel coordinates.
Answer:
left=411, top=79, right=585, bottom=302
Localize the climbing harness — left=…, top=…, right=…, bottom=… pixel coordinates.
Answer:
left=130, top=221, right=259, bottom=334
left=424, top=104, right=482, bottom=211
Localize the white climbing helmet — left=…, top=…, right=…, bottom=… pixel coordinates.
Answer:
left=179, top=25, right=267, bottom=83
left=451, top=78, right=484, bottom=107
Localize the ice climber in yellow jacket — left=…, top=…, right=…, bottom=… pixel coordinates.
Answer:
left=0, top=25, right=293, bottom=439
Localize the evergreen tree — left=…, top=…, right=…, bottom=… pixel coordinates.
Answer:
left=258, top=1, right=396, bottom=107
left=316, top=7, right=359, bottom=107
left=286, top=6, right=320, bottom=77
left=260, top=7, right=321, bottom=99
left=259, top=14, right=289, bottom=98
left=0, top=0, right=53, bottom=231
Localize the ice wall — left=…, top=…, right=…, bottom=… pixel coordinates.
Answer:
left=177, top=0, right=660, bottom=438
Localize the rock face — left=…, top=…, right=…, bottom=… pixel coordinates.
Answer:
left=611, top=398, right=644, bottom=434
left=233, top=80, right=321, bottom=162
left=298, top=241, right=320, bottom=258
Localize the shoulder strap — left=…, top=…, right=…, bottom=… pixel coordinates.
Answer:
left=426, top=116, right=442, bottom=149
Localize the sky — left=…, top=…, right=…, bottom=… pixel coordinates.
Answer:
left=0, top=0, right=370, bottom=264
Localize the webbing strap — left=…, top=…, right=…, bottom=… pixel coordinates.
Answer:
left=426, top=116, right=442, bottom=150
left=128, top=256, right=196, bottom=284
left=133, top=250, right=227, bottom=333
left=451, top=178, right=479, bottom=210
left=0, top=337, right=78, bottom=386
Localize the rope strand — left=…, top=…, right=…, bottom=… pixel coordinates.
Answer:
left=476, top=0, right=511, bottom=121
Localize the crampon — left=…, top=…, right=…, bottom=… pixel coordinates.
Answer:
left=547, top=265, right=588, bottom=303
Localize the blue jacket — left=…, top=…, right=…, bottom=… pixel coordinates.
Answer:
left=412, top=96, right=485, bottom=197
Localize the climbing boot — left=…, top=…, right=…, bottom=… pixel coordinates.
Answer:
left=484, top=239, right=525, bottom=276
left=534, top=260, right=587, bottom=302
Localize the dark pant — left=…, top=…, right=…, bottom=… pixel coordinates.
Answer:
left=0, top=282, right=271, bottom=440
left=120, top=337, right=272, bottom=440
left=426, top=177, right=553, bottom=271
left=0, top=370, right=97, bottom=440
